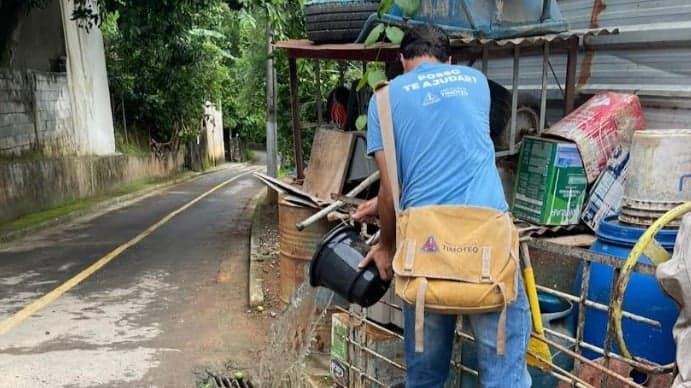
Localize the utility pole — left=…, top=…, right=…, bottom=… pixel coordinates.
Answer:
left=265, top=20, right=279, bottom=204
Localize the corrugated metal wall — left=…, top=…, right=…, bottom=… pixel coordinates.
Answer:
left=483, top=0, right=691, bottom=128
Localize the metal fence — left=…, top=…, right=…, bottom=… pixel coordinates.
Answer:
left=328, top=237, right=674, bottom=388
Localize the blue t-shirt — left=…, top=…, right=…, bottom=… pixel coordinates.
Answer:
left=367, top=62, right=508, bottom=212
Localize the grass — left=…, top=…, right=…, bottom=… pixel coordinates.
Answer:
left=0, top=175, right=184, bottom=237
left=0, top=199, right=98, bottom=234
left=242, top=148, right=256, bottom=163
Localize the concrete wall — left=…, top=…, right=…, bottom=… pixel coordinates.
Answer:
left=204, top=103, right=225, bottom=163
left=59, top=0, right=115, bottom=156
left=0, top=153, right=184, bottom=224
left=1, top=0, right=115, bottom=157
left=10, top=0, right=66, bottom=72
left=0, top=69, right=75, bottom=156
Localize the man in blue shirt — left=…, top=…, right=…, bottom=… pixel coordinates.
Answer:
left=354, top=24, right=531, bottom=387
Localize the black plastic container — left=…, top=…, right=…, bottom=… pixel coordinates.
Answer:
left=310, top=224, right=390, bottom=307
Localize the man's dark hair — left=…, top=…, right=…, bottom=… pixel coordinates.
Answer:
left=400, top=24, right=450, bottom=63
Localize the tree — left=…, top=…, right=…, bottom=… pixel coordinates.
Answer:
left=0, top=0, right=49, bottom=66
left=102, top=0, right=236, bottom=144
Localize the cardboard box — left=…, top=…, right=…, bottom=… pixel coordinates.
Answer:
left=581, top=145, right=630, bottom=231
left=544, top=92, right=645, bottom=183
left=512, top=137, right=588, bottom=225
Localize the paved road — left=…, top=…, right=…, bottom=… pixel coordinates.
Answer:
left=0, top=163, right=269, bottom=387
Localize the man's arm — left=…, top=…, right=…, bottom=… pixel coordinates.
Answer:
left=374, top=151, right=396, bottom=252
left=358, top=151, right=396, bottom=281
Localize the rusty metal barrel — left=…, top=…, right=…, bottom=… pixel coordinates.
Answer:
left=278, top=197, right=333, bottom=304
left=620, top=129, right=691, bottom=226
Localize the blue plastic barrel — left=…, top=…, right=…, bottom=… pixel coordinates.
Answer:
left=577, top=216, right=679, bottom=364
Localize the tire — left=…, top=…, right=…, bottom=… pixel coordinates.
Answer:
left=304, top=1, right=379, bottom=44
left=488, top=79, right=512, bottom=141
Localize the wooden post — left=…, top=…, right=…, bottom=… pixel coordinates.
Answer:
left=315, top=59, right=323, bottom=125
left=289, top=58, right=304, bottom=180
left=265, top=22, right=278, bottom=203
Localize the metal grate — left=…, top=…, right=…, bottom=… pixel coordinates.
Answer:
left=202, top=371, right=253, bottom=388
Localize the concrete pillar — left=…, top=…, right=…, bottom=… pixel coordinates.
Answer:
left=59, top=0, right=115, bottom=155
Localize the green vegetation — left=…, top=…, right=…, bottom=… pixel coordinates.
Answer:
left=96, top=0, right=346, bottom=168
left=0, top=175, right=182, bottom=237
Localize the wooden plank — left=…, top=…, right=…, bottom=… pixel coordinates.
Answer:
left=274, top=40, right=399, bottom=62
left=303, top=128, right=356, bottom=201
left=540, top=234, right=597, bottom=248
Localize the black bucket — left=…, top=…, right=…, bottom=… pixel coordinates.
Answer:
left=310, top=225, right=390, bottom=307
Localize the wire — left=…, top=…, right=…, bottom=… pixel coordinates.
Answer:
left=548, top=60, right=565, bottom=98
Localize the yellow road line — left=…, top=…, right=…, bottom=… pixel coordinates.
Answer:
left=0, top=166, right=261, bottom=335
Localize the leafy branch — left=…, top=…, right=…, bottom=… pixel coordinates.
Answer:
left=354, top=0, right=420, bottom=130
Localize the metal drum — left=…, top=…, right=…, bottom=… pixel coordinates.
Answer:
left=620, top=129, right=691, bottom=226
left=278, top=197, right=333, bottom=304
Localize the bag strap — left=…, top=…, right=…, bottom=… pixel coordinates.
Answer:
left=415, top=278, right=428, bottom=353
left=374, top=83, right=401, bottom=215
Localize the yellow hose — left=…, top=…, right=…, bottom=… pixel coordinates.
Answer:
left=611, top=201, right=691, bottom=360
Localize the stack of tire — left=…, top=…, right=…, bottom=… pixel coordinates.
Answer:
left=305, top=0, right=379, bottom=44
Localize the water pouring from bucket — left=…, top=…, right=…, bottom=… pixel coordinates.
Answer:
left=309, top=224, right=390, bottom=307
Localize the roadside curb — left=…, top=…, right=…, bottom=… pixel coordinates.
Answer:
left=248, top=188, right=269, bottom=308
left=0, top=163, right=250, bottom=244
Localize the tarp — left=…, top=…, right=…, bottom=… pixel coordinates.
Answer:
left=657, top=213, right=691, bottom=387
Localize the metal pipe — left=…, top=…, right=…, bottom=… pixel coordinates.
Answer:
left=535, top=285, right=661, bottom=327
left=296, top=171, right=380, bottom=230
left=527, top=350, right=594, bottom=388
left=335, top=305, right=404, bottom=340
left=532, top=334, right=646, bottom=388
left=564, top=36, right=578, bottom=114
left=602, top=267, right=621, bottom=387
left=288, top=58, right=305, bottom=179
left=539, top=42, right=549, bottom=133
left=341, top=336, right=406, bottom=370
left=334, top=359, right=393, bottom=387
left=542, top=327, right=675, bottom=374
left=576, top=259, right=591, bottom=359
left=510, top=46, right=520, bottom=154
left=527, top=239, right=657, bottom=275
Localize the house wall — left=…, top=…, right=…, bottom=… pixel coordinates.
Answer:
left=0, top=69, right=75, bottom=156
left=483, top=0, right=691, bottom=129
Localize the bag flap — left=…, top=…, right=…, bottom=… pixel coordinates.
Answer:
left=393, top=205, right=516, bottom=282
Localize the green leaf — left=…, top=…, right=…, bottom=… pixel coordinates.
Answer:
left=364, top=23, right=385, bottom=47
left=385, top=26, right=404, bottom=45
left=394, top=0, right=421, bottom=17
left=377, top=0, right=395, bottom=17
left=367, top=69, right=387, bottom=89
left=355, top=115, right=368, bottom=131
left=356, top=69, right=370, bottom=91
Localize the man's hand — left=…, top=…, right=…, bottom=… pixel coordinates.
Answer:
left=359, top=242, right=394, bottom=281
left=353, top=197, right=378, bottom=224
